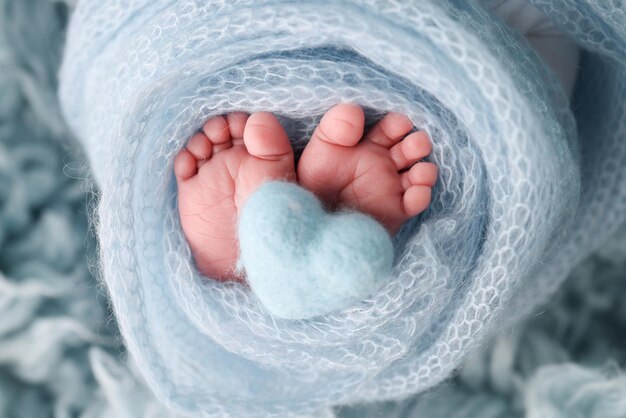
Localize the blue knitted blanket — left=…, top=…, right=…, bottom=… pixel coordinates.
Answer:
left=54, top=0, right=626, bottom=416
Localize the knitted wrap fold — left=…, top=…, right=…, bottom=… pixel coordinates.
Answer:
left=59, top=0, right=626, bottom=416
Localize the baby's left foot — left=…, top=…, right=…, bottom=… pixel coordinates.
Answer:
left=298, top=104, right=437, bottom=234
left=174, top=112, right=296, bottom=280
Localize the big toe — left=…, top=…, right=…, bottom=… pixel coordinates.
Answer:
left=243, top=112, right=294, bottom=162
left=311, top=103, right=365, bottom=147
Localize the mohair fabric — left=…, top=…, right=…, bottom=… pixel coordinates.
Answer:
left=0, top=1, right=165, bottom=416
left=6, top=0, right=615, bottom=416
left=2, top=1, right=626, bottom=417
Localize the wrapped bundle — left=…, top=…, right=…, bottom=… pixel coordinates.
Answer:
left=59, top=0, right=626, bottom=416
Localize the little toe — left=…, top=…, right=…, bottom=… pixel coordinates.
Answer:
left=243, top=112, right=294, bottom=162
left=364, top=112, right=414, bottom=148
left=310, top=103, right=365, bottom=147
left=174, top=148, right=197, bottom=181
left=403, top=185, right=432, bottom=217
left=400, top=162, right=438, bottom=190
left=203, top=116, right=232, bottom=152
left=389, top=131, right=432, bottom=170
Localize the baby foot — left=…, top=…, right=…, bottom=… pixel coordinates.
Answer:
left=298, top=104, right=436, bottom=234
left=174, top=112, right=296, bottom=280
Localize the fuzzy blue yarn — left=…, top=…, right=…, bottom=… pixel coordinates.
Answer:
left=45, top=0, right=626, bottom=416
left=0, top=1, right=164, bottom=416
left=238, top=181, right=393, bottom=319
left=2, top=0, right=626, bottom=417
left=525, top=365, right=626, bottom=418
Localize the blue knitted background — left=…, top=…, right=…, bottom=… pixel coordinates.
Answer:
left=1, top=0, right=625, bottom=417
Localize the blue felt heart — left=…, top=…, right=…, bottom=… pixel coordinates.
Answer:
left=238, top=181, right=394, bottom=319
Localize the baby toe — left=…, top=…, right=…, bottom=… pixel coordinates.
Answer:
left=311, top=103, right=365, bottom=147
left=389, top=131, right=432, bottom=170
left=364, top=112, right=414, bottom=148
left=186, top=132, right=213, bottom=162
left=203, top=115, right=232, bottom=152
left=243, top=112, right=294, bottom=161
left=401, top=162, right=438, bottom=189
left=174, top=148, right=198, bottom=181
left=403, top=185, right=432, bottom=217
left=226, top=112, right=249, bottom=142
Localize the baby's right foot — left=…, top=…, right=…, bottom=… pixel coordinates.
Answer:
left=174, top=112, right=296, bottom=280
left=298, top=104, right=437, bottom=234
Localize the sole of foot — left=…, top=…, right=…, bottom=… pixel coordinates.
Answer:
left=174, top=112, right=296, bottom=280
left=297, top=103, right=437, bottom=234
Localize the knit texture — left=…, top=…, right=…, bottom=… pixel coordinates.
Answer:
left=0, top=1, right=165, bottom=416
left=239, top=181, right=393, bottom=319
left=56, top=0, right=626, bottom=416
